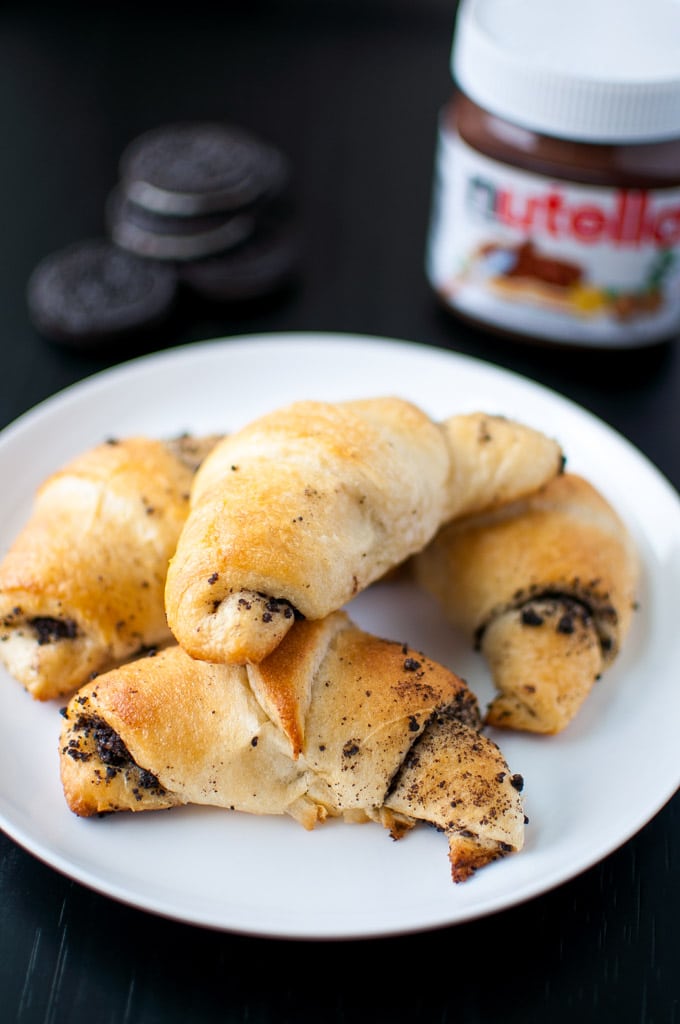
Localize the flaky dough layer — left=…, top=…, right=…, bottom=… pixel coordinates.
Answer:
left=59, top=612, right=526, bottom=883
left=0, top=434, right=219, bottom=699
left=414, top=473, right=640, bottom=733
left=165, top=399, right=564, bottom=665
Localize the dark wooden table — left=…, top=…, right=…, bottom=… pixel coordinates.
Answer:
left=1, top=3, right=678, bottom=1021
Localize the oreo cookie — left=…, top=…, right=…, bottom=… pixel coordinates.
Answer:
left=119, top=121, right=290, bottom=217
left=106, top=187, right=256, bottom=262
left=26, top=239, right=178, bottom=349
left=179, top=218, right=301, bottom=303
left=27, top=121, right=300, bottom=353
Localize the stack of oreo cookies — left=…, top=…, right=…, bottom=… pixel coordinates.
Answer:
left=27, top=122, right=301, bottom=350
left=109, top=122, right=299, bottom=302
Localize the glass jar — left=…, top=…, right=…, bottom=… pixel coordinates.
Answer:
left=426, top=0, right=680, bottom=348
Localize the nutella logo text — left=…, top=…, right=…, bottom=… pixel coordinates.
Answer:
left=467, top=176, right=680, bottom=247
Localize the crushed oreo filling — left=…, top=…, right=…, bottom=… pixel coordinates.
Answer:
left=70, top=714, right=166, bottom=795
left=261, top=596, right=296, bottom=623
left=475, top=589, right=615, bottom=651
left=31, top=616, right=78, bottom=645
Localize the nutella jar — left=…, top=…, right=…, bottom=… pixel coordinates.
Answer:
left=426, top=0, right=680, bottom=348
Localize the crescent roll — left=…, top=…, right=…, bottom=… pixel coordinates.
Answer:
left=413, top=473, right=640, bottom=734
left=165, top=398, right=564, bottom=665
left=439, top=410, right=565, bottom=521
left=59, top=611, right=526, bottom=883
left=0, top=434, right=220, bottom=700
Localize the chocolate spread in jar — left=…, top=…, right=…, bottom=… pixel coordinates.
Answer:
left=426, top=0, right=680, bottom=349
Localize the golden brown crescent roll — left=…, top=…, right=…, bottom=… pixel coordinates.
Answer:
left=164, top=398, right=563, bottom=665
left=413, top=473, right=640, bottom=734
left=165, top=397, right=453, bottom=664
left=440, top=411, right=565, bottom=521
left=0, top=434, right=221, bottom=701
left=59, top=611, right=526, bottom=883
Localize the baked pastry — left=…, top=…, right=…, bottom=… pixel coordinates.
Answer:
left=0, top=434, right=220, bottom=700
left=59, top=611, right=526, bottom=883
left=165, top=397, right=452, bottom=664
left=165, top=398, right=564, bottom=665
left=413, top=473, right=640, bottom=734
left=439, top=410, right=565, bottom=521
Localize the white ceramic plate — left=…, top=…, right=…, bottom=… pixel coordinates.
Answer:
left=0, top=332, right=678, bottom=941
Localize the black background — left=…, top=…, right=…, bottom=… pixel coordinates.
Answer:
left=1, top=3, right=678, bottom=1022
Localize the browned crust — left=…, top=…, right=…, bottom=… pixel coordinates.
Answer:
left=0, top=435, right=217, bottom=700
left=58, top=614, right=526, bottom=880
left=414, top=473, right=640, bottom=733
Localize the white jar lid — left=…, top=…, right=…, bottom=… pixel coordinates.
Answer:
left=452, top=0, right=680, bottom=142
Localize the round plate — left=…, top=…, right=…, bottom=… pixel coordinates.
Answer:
left=0, top=332, right=678, bottom=940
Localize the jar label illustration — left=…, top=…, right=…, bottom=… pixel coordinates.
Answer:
left=427, top=128, right=680, bottom=346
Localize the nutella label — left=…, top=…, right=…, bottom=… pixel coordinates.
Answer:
left=427, top=127, right=680, bottom=346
